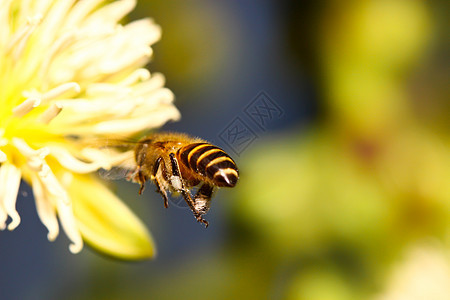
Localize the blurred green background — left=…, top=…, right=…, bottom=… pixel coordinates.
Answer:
left=1, top=1, right=449, bottom=299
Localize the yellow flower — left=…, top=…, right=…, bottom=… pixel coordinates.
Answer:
left=0, top=0, right=180, bottom=259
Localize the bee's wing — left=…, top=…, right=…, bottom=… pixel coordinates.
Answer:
left=97, top=150, right=136, bottom=181
left=79, top=136, right=141, bottom=181
left=98, top=166, right=134, bottom=181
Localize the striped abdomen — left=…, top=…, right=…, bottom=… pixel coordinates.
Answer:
left=178, top=143, right=239, bottom=187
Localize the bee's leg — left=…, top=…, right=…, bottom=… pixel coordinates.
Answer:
left=194, top=183, right=215, bottom=216
left=152, top=156, right=169, bottom=208
left=137, top=167, right=147, bottom=195
left=135, top=144, right=148, bottom=195
left=128, top=165, right=147, bottom=194
left=169, top=153, right=209, bottom=228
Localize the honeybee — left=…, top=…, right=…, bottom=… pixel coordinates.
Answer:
left=106, top=132, right=239, bottom=227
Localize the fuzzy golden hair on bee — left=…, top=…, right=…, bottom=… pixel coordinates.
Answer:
left=93, top=132, right=239, bottom=227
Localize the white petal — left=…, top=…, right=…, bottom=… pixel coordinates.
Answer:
left=37, top=164, right=69, bottom=204
left=56, top=193, right=83, bottom=254
left=6, top=13, right=42, bottom=59
left=119, top=68, right=150, bottom=86
left=31, top=173, right=59, bottom=241
left=123, top=18, right=161, bottom=46
left=49, top=145, right=105, bottom=173
left=0, top=163, right=22, bottom=230
left=99, top=46, right=152, bottom=74
left=134, top=85, right=173, bottom=105
left=0, top=166, right=8, bottom=229
left=13, top=137, right=43, bottom=157
left=36, top=165, right=83, bottom=253
left=93, top=106, right=180, bottom=135
left=0, top=206, right=7, bottom=230
left=85, top=0, right=136, bottom=26
left=42, top=82, right=80, bottom=101
left=63, top=0, right=106, bottom=29
left=34, top=1, right=76, bottom=49
left=39, top=30, right=76, bottom=78
left=85, top=83, right=132, bottom=97
left=22, top=0, right=52, bottom=20
left=0, top=150, right=6, bottom=163
left=0, top=0, right=12, bottom=47
left=127, top=73, right=166, bottom=97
